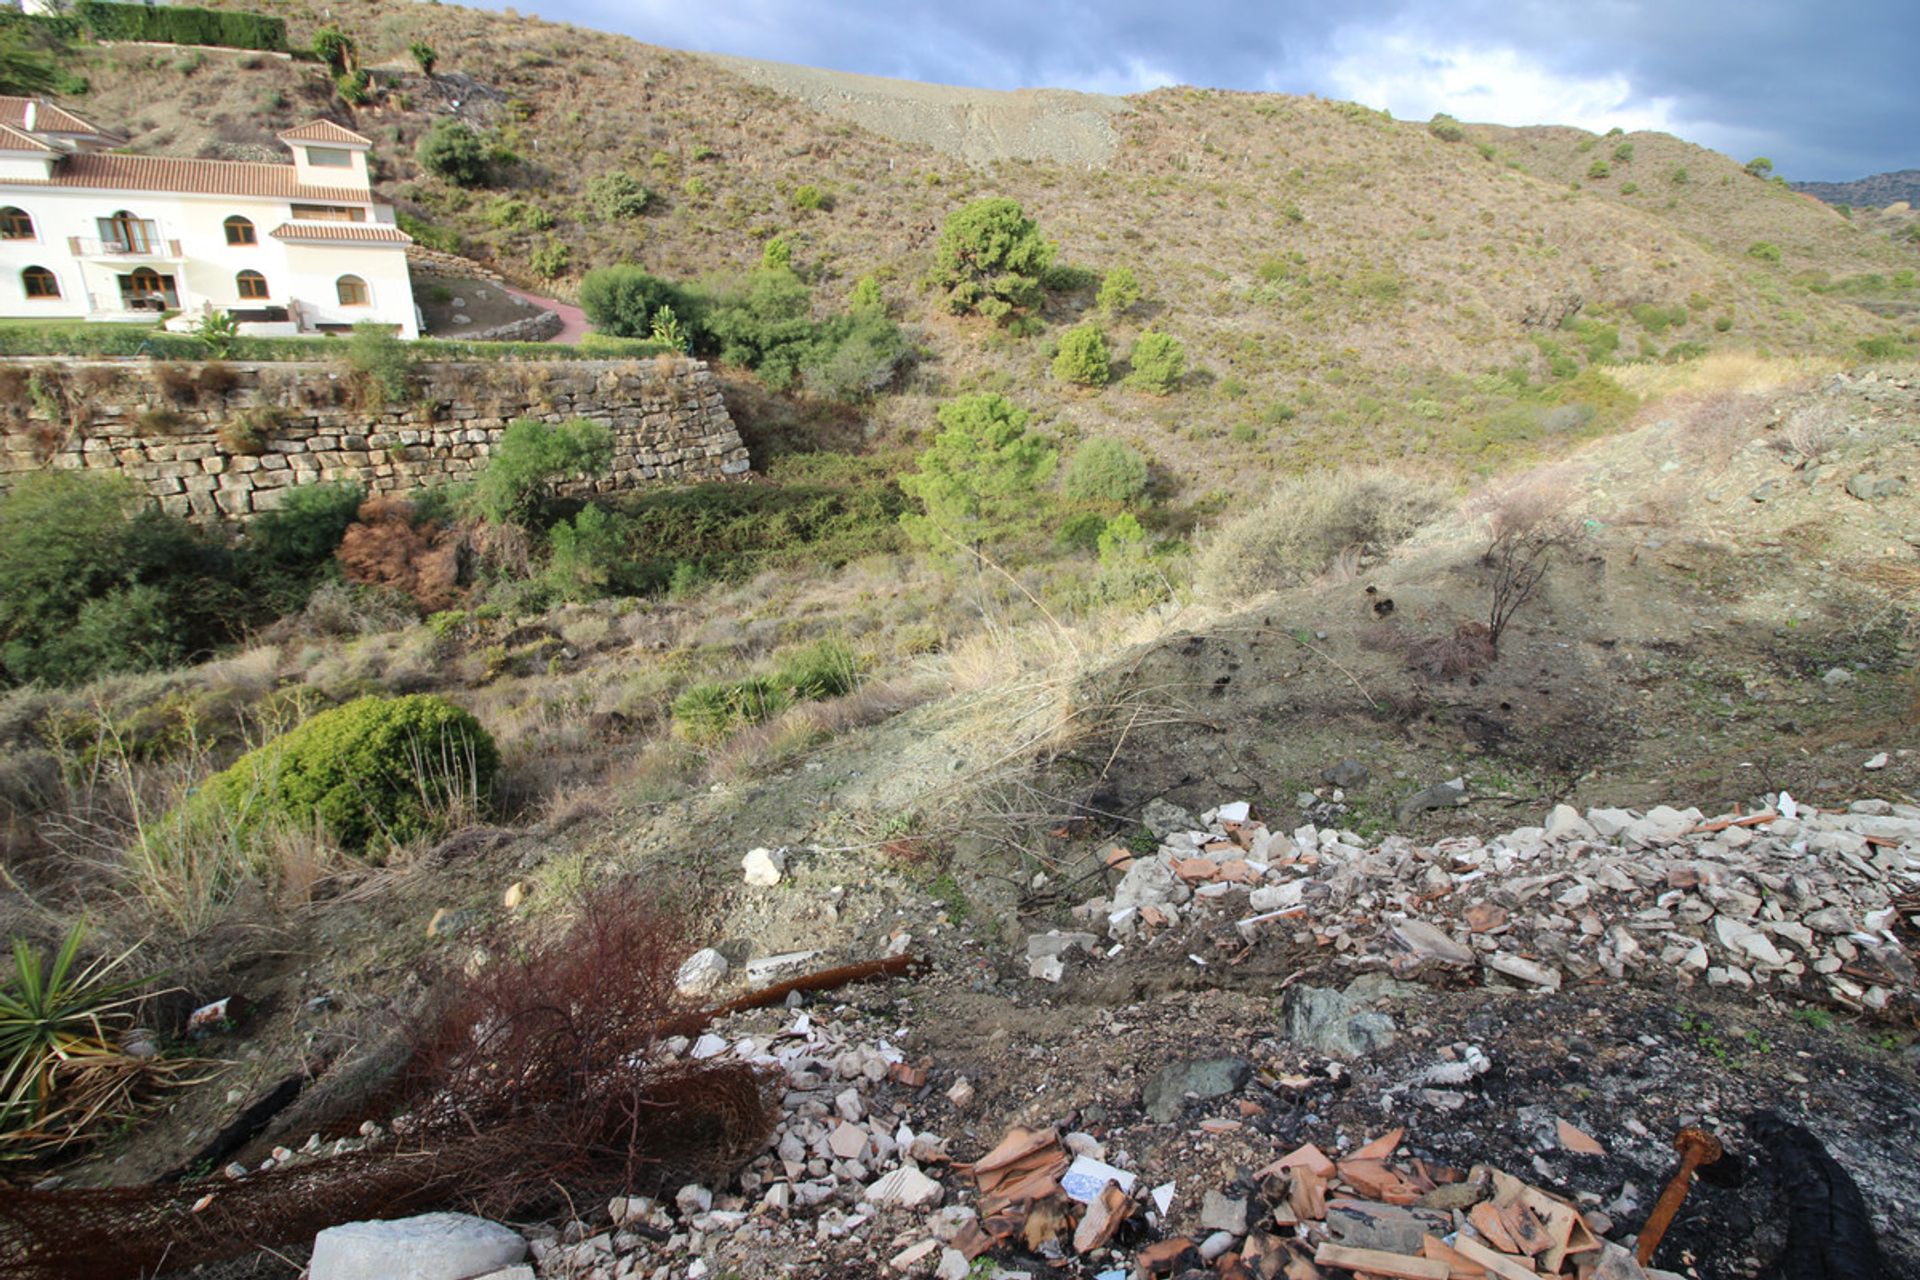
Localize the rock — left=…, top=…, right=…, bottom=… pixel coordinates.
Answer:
left=868, top=1165, right=944, bottom=1209
left=935, top=1248, right=970, bottom=1280
left=1199, top=1189, right=1249, bottom=1235
left=1322, top=759, right=1371, bottom=789
left=1028, top=954, right=1065, bottom=983
left=1544, top=804, right=1597, bottom=843
left=501, top=881, right=528, bottom=910
left=1247, top=879, right=1305, bottom=913
left=1585, top=807, right=1635, bottom=838
left=472, top=1269, right=534, bottom=1280
left=1822, top=667, right=1854, bottom=687
left=946, top=1076, right=974, bottom=1109
left=1141, top=1057, right=1250, bottom=1123
left=309, top=1213, right=526, bottom=1280
left=742, top=846, right=786, bottom=887
left=1395, top=778, right=1466, bottom=822
left=1199, top=1230, right=1237, bottom=1262
left=676, top=1184, right=713, bottom=1216
left=1389, top=920, right=1475, bottom=967
left=425, top=908, right=478, bottom=939
left=675, top=948, right=730, bottom=998
left=1804, top=906, right=1856, bottom=935
left=1864, top=752, right=1888, bottom=770
left=1142, top=798, right=1197, bottom=839
left=1488, top=952, right=1562, bottom=991
left=1283, top=986, right=1398, bottom=1058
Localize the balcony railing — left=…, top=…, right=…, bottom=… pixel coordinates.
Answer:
left=67, top=234, right=183, bottom=258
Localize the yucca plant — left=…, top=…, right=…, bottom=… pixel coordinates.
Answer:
left=0, top=920, right=153, bottom=1157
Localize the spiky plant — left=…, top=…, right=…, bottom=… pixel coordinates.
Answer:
left=0, top=921, right=152, bottom=1156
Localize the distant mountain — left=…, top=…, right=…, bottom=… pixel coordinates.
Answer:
left=1793, top=170, right=1920, bottom=208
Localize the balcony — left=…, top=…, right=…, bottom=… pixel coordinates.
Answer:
left=67, top=232, right=183, bottom=259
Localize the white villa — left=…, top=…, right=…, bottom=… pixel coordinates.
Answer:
left=0, top=99, right=419, bottom=338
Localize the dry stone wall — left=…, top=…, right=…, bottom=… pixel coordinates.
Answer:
left=0, top=357, right=750, bottom=519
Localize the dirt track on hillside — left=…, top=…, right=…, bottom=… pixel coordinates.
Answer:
left=697, top=52, right=1129, bottom=167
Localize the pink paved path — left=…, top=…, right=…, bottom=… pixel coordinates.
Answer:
left=501, top=284, right=589, bottom=344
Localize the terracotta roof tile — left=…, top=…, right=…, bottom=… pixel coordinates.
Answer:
left=269, top=221, right=411, bottom=244
left=0, top=123, right=54, bottom=153
left=14, top=153, right=373, bottom=201
left=0, top=97, right=112, bottom=137
left=277, top=120, right=372, bottom=146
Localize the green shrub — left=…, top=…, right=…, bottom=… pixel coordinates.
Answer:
left=1196, top=468, right=1446, bottom=598
left=417, top=119, right=490, bottom=188
left=530, top=238, right=571, bottom=279
left=760, top=235, right=793, bottom=270
left=789, top=183, right=827, bottom=212
left=900, top=394, right=1056, bottom=550
left=396, top=211, right=460, bottom=253
left=0, top=472, right=239, bottom=686
left=334, top=69, right=372, bottom=106
left=1587, top=160, right=1611, bottom=180
left=1744, top=157, right=1773, bottom=178
left=468, top=417, right=614, bottom=528
left=586, top=171, right=652, bottom=221
left=670, top=640, right=857, bottom=742
left=800, top=310, right=911, bottom=401
left=702, top=266, right=816, bottom=389
left=1056, top=511, right=1108, bottom=553
left=483, top=197, right=553, bottom=231
left=1427, top=113, right=1464, bottom=143
left=1612, top=143, right=1634, bottom=163
left=1858, top=334, right=1917, bottom=359
left=72, top=0, right=285, bottom=50
left=1097, top=265, right=1142, bottom=318
left=1714, top=314, right=1734, bottom=332
left=346, top=322, right=411, bottom=401
left=310, top=22, right=353, bottom=72
left=1052, top=324, right=1112, bottom=386
left=1125, top=331, right=1186, bottom=394
left=408, top=40, right=436, bottom=75
left=186, top=695, right=497, bottom=856
left=544, top=502, right=621, bottom=599
left=1669, top=167, right=1689, bottom=185
left=1062, top=437, right=1149, bottom=504
left=579, top=265, right=696, bottom=340
left=245, top=481, right=363, bottom=594
left=1747, top=241, right=1782, bottom=264
left=1629, top=303, right=1688, bottom=334
left=932, top=198, right=1056, bottom=322
left=848, top=274, right=886, bottom=315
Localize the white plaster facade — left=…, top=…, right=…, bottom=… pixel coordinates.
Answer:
left=0, top=102, right=419, bottom=338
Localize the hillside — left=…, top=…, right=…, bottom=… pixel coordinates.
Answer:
left=1796, top=168, right=1920, bottom=208
left=43, top=0, right=1919, bottom=485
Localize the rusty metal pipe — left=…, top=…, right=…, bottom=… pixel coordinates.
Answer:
left=1635, top=1126, right=1724, bottom=1265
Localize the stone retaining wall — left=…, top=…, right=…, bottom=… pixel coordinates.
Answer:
left=0, top=357, right=750, bottom=519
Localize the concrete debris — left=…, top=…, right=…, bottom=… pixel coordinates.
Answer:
left=674, top=947, right=730, bottom=999
left=742, top=845, right=788, bottom=886
left=1044, top=791, right=1918, bottom=1016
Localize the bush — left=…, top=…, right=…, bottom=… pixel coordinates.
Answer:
left=334, top=68, right=372, bottom=106
left=186, top=694, right=497, bottom=856
left=1052, top=324, right=1111, bottom=386
left=346, top=322, right=411, bottom=401
left=800, top=310, right=911, bottom=401
left=72, top=0, right=285, bottom=50
left=1744, top=156, right=1773, bottom=178
left=1195, top=468, right=1446, bottom=598
left=530, top=238, right=571, bottom=279
left=1747, top=241, right=1782, bottom=264
left=1125, top=331, right=1186, bottom=394
left=586, top=171, right=652, bottom=221
left=417, top=119, right=490, bottom=188
left=579, top=265, right=695, bottom=340
left=932, top=198, right=1056, bottom=322
left=702, top=267, right=816, bottom=389
left=1427, top=113, right=1464, bottom=143
left=483, top=197, right=553, bottom=231
left=0, top=472, right=239, bottom=685
left=900, top=393, right=1056, bottom=550
left=247, top=481, right=364, bottom=572
left=1587, top=160, right=1611, bottom=180
left=1062, top=437, right=1149, bottom=504
left=468, top=417, right=614, bottom=527
left=670, top=640, right=857, bottom=743
left=1097, top=265, right=1142, bottom=318
left=789, top=183, right=827, bottom=212
left=409, top=40, right=436, bottom=75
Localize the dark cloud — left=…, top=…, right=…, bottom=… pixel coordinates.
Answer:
left=517, top=0, right=1916, bottom=178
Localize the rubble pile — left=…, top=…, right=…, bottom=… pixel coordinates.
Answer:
left=1049, top=794, right=1918, bottom=1014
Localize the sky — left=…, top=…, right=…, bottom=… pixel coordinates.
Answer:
left=496, top=0, right=1916, bottom=181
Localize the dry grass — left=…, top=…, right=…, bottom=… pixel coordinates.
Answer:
left=1608, top=350, right=1842, bottom=400
left=1193, top=467, right=1449, bottom=601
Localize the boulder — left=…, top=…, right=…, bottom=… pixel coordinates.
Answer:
left=1141, top=1057, right=1250, bottom=1123
left=1283, top=985, right=1398, bottom=1058
left=742, top=846, right=786, bottom=886
left=1395, top=778, right=1465, bottom=823
left=674, top=948, right=729, bottom=998
left=309, top=1213, right=526, bottom=1280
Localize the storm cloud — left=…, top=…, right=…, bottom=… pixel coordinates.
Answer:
left=515, top=0, right=1915, bottom=179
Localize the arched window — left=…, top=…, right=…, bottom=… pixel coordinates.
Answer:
left=128, top=267, right=164, bottom=300
left=21, top=266, right=59, bottom=299
left=223, top=215, right=256, bottom=246
left=0, top=207, right=33, bottom=240
left=236, top=270, right=268, bottom=300
left=336, top=275, right=368, bottom=306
